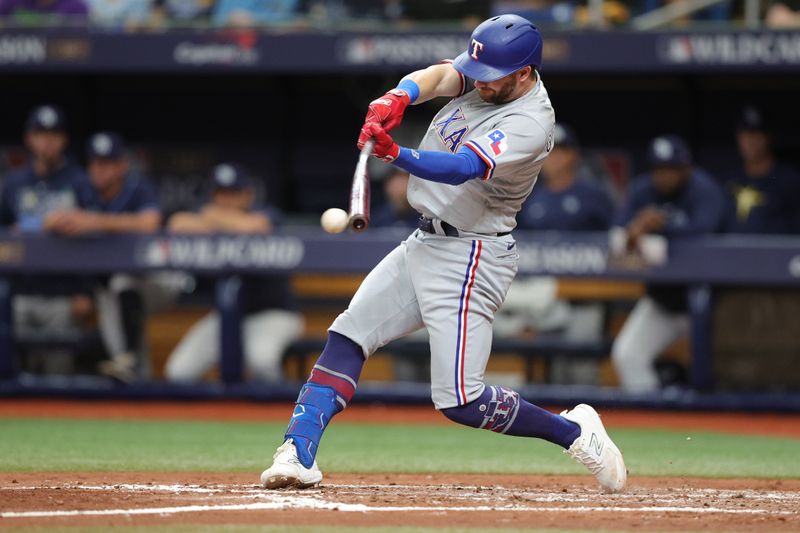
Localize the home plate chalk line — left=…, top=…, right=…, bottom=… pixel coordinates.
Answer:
left=2, top=483, right=799, bottom=519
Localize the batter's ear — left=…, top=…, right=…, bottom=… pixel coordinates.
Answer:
left=518, top=65, right=533, bottom=82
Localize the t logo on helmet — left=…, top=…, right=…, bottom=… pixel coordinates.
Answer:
left=470, top=39, right=484, bottom=60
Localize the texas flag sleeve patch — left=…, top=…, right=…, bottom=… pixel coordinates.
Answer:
left=464, top=129, right=509, bottom=181
left=487, top=129, right=508, bottom=156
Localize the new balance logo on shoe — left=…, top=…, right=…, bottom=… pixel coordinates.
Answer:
left=589, top=433, right=604, bottom=456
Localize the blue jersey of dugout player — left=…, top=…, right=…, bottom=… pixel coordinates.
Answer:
left=617, top=135, right=727, bottom=242
left=43, top=132, right=161, bottom=236
left=722, top=106, right=800, bottom=235
left=0, top=105, right=90, bottom=231
left=517, top=123, right=614, bottom=231
left=261, top=15, right=627, bottom=494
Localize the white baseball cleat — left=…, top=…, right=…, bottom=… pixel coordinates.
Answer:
left=561, top=404, right=627, bottom=493
left=260, top=439, right=323, bottom=490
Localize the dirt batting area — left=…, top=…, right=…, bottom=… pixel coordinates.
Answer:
left=2, top=401, right=799, bottom=531
left=2, top=472, right=799, bottom=531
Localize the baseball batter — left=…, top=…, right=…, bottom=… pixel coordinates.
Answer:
left=261, top=14, right=627, bottom=493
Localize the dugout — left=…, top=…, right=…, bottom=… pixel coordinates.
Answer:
left=1, top=26, right=799, bottom=407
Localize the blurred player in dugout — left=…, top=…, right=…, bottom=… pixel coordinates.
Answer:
left=517, top=123, right=613, bottom=232
left=721, top=106, right=800, bottom=235
left=496, top=124, right=614, bottom=376
left=164, top=163, right=303, bottom=383
left=44, top=131, right=177, bottom=382
left=0, top=105, right=96, bottom=372
left=370, top=170, right=420, bottom=230
left=611, top=135, right=727, bottom=393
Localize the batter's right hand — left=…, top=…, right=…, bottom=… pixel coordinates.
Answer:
left=357, top=89, right=410, bottom=150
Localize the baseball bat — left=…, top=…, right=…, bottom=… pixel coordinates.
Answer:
left=348, top=140, right=373, bottom=232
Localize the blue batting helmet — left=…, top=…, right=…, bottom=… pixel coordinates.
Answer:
left=453, top=14, right=543, bottom=83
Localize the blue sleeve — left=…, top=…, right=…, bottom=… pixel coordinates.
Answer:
left=392, top=146, right=488, bottom=186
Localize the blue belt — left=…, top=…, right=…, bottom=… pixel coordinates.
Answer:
left=417, top=217, right=510, bottom=238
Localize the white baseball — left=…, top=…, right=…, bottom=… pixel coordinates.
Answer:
left=320, top=208, right=349, bottom=234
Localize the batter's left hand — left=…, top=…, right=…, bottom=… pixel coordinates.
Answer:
left=357, top=89, right=410, bottom=150
left=367, top=123, right=400, bottom=163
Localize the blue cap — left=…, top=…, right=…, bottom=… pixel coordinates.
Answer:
left=211, top=163, right=251, bottom=190
left=647, top=135, right=692, bottom=167
left=552, top=123, right=579, bottom=149
left=87, top=132, right=126, bottom=160
left=453, top=14, right=543, bottom=82
left=26, top=105, right=67, bottom=132
left=736, top=106, right=768, bottom=132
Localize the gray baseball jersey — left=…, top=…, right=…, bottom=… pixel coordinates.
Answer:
left=408, top=73, right=555, bottom=234
left=331, top=70, right=555, bottom=409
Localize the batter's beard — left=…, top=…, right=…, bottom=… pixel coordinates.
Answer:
left=477, top=79, right=516, bottom=104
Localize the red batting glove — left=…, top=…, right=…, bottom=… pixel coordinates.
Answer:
left=368, top=123, right=400, bottom=163
left=356, top=88, right=410, bottom=150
